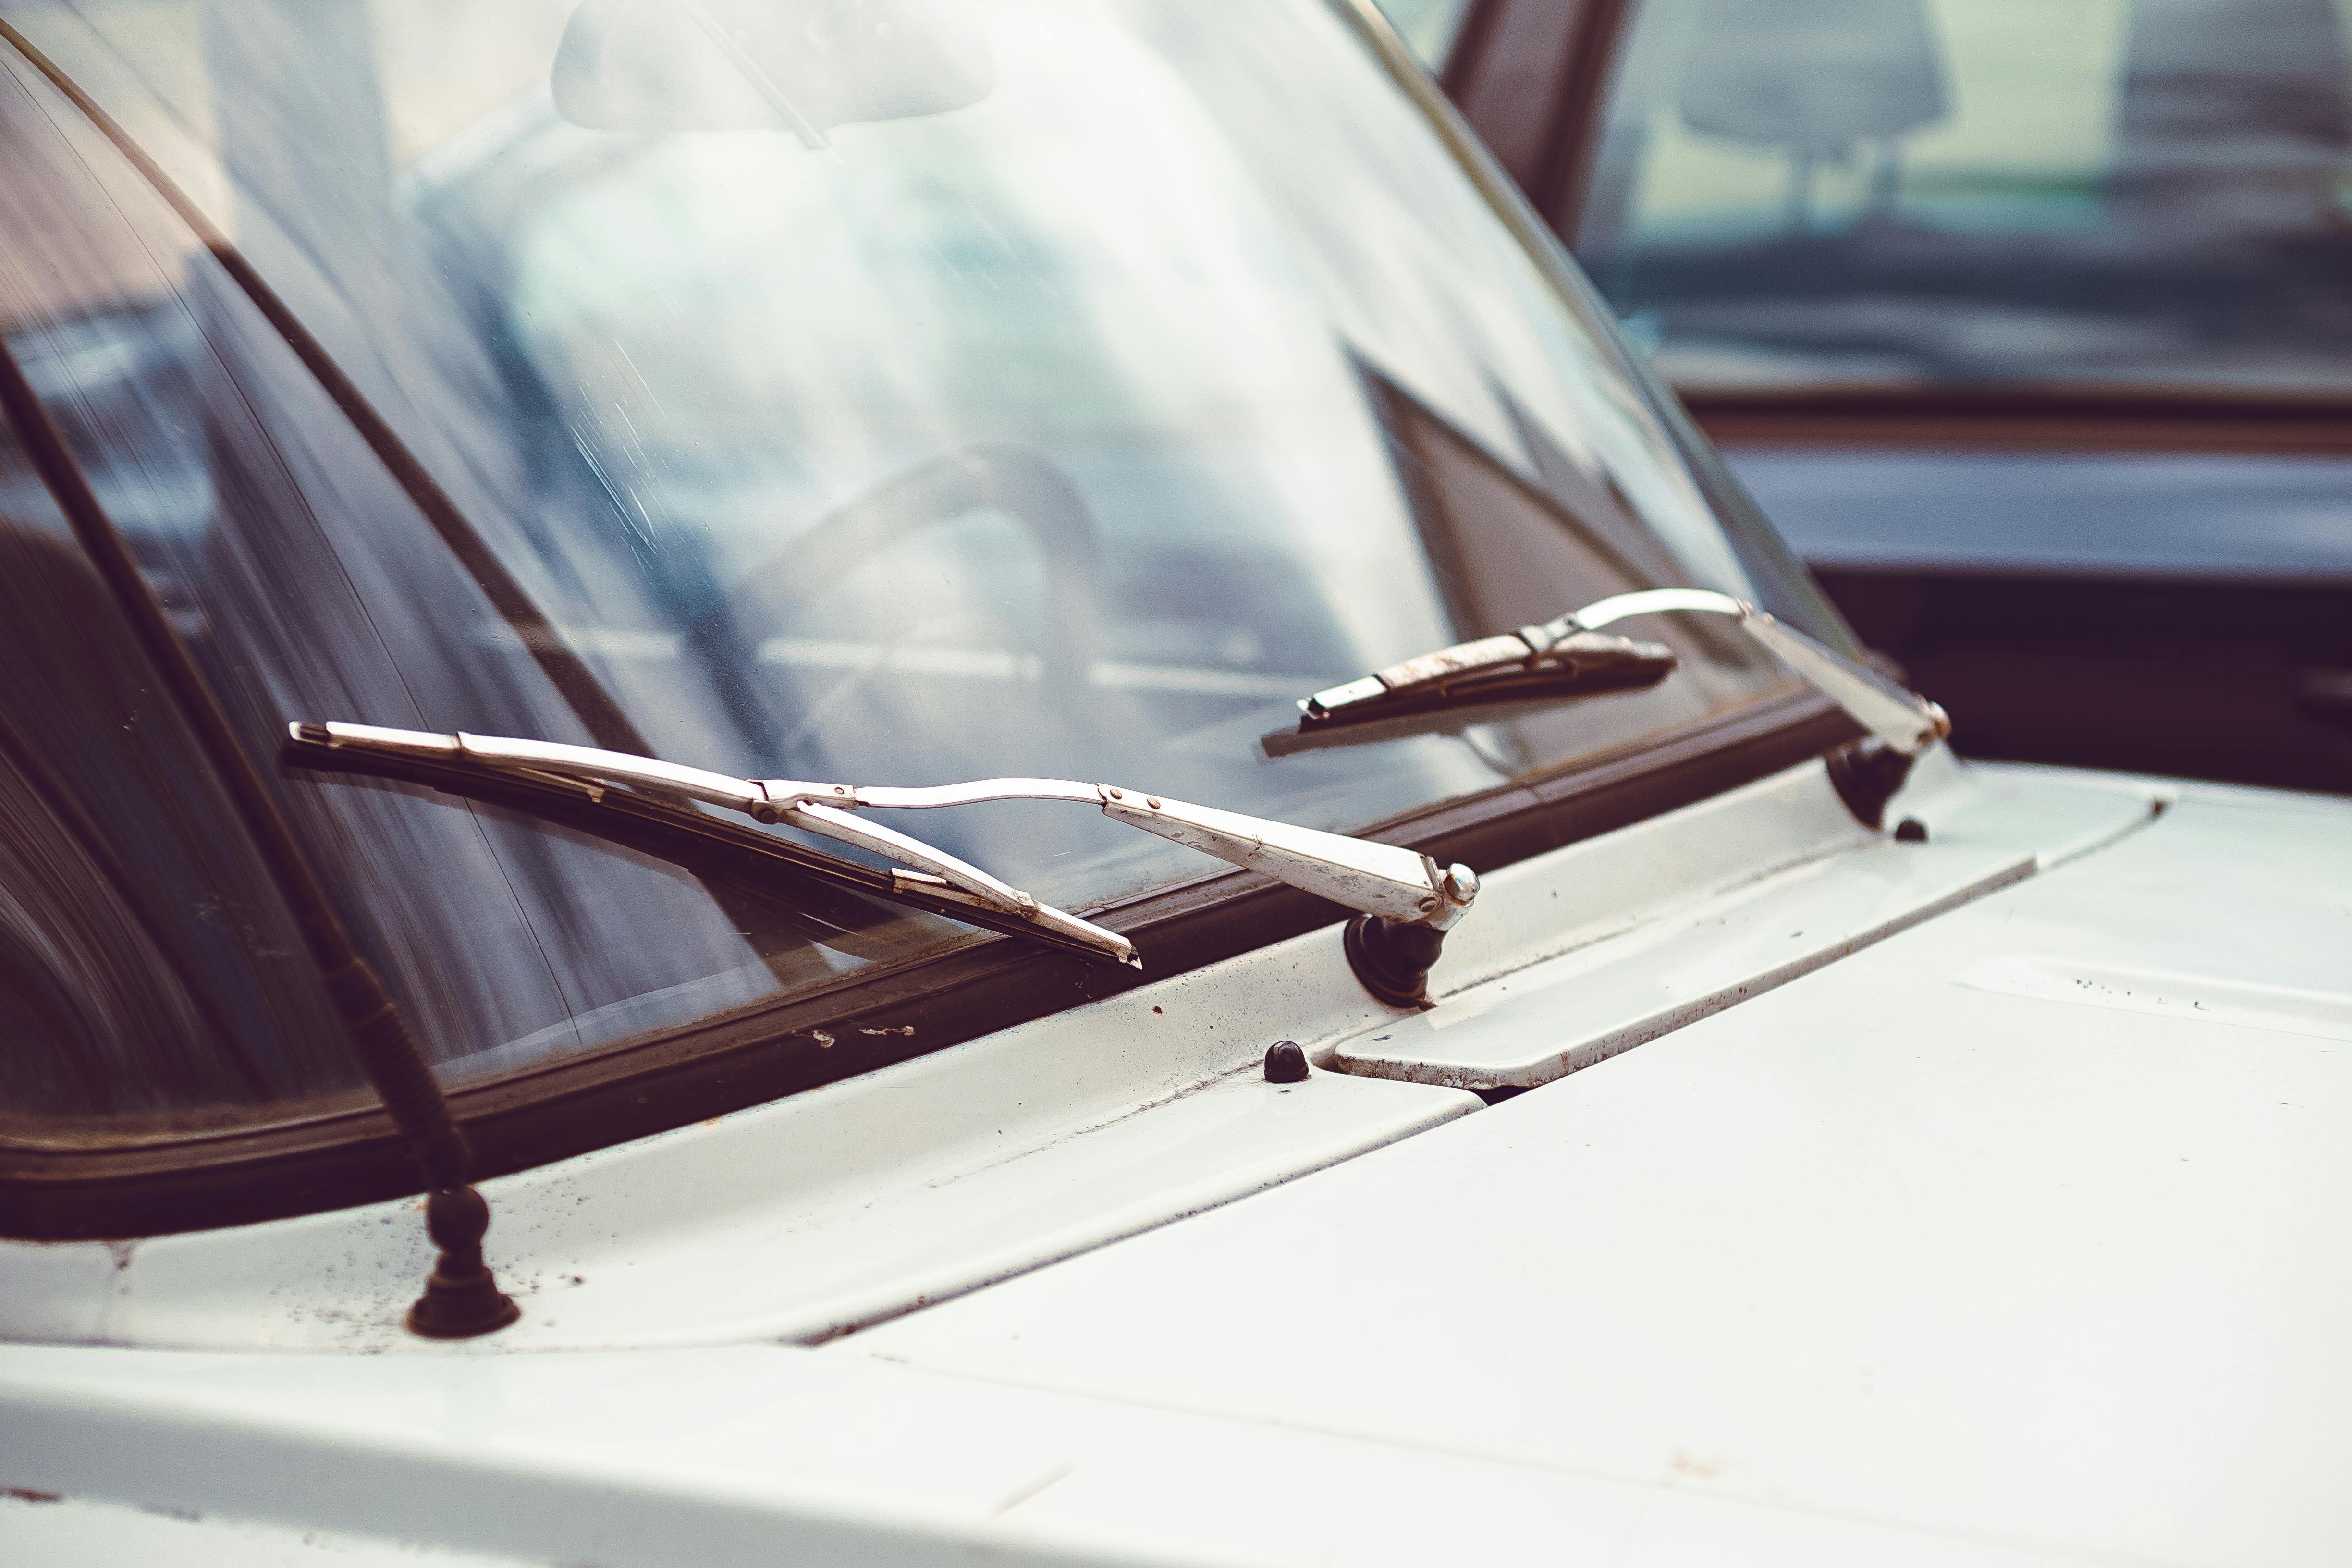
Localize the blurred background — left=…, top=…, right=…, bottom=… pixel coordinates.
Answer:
left=1379, top=0, right=2352, bottom=793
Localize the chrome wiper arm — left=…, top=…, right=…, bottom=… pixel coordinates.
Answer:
left=1281, top=590, right=1948, bottom=757
left=296, top=722, right=1138, bottom=967
left=293, top=724, right=1483, bottom=990
left=767, top=776, right=1477, bottom=931
left=1274, top=588, right=1951, bottom=830
left=1568, top=589, right=1949, bottom=756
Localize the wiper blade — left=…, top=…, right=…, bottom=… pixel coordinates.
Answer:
left=285, top=723, right=1118, bottom=966
left=1264, top=625, right=1677, bottom=757
left=1273, top=588, right=1949, bottom=762
left=287, top=723, right=1482, bottom=978
left=290, top=722, right=1138, bottom=966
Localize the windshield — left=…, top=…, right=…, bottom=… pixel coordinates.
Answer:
left=0, top=0, right=1802, bottom=1145
left=1578, top=0, right=2352, bottom=395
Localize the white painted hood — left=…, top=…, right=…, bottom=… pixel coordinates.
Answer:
left=841, top=772, right=2352, bottom=1567
left=5, top=763, right=2347, bottom=1567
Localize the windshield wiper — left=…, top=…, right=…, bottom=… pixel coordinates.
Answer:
left=1271, top=588, right=1951, bottom=825
left=289, top=723, right=1482, bottom=1000
left=1262, top=624, right=1678, bottom=758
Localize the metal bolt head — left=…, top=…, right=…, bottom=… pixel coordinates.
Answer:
left=1264, top=1040, right=1309, bottom=1083
left=1443, top=863, right=1480, bottom=905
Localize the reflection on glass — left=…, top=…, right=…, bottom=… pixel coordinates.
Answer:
left=1372, top=0, right=1477, bottom=70
left=0, top=0, right=1791, bottom=1140
left=1580, top=0, right=2352, bottom=392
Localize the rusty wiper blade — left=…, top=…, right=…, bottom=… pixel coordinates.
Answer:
left=288, top=723, right=1488, bottom=983
left=282, top=723, right=1136, bottom=967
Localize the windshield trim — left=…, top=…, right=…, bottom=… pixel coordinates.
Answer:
left=2, top=686, right=1856, bottom=1239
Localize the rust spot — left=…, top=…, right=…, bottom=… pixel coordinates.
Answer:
left=4, top=1488, right=61, bottom=1504
left=1151, top=1006, right=1162, bottom=1015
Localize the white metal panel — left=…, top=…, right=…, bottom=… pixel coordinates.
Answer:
left=843, top=785, right=2352, bottom=1568
left=0, top=1342, right=2104, bottom=1568
left=0, top=1492, right=539, bottom=1568
left=0, top=757, right=1873, bottom=1352
left=0, top=1008, right=1471, bottom=1352
left=1328, top=838, right=2031, bottom=1086
left=0, top=755, right=2159, bottom=1353
left=1325, top=753, right=2155, bottom=1087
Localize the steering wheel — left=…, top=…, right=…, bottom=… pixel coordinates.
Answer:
left=726, top=441, right=1108, bottom=692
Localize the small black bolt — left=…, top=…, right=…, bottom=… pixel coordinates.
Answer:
left=1264, top=1040, right=1309, bottom=1083
left=1893, top=817, right=1929, bottom=842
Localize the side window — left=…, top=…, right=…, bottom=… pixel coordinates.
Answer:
left=1577, top=0, right=2352, bottom=392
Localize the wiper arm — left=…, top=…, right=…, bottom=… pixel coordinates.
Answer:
left=1274, top=588, right=1951, bottom=825
left=1571, top=590, right=1949, bottom=756
left=289, top=723, right=1481, bottom=998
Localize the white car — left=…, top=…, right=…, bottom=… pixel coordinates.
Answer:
left=1, top=3, right=2343, bottom=1565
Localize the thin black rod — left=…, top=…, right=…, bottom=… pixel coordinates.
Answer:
left=0, top=17, right=650, bottom=760
left=0, top=333, right=442, bottom=1144
left=0, top=703, right=268, bottom=1099
left=0, top=331, right=514, bottom=1334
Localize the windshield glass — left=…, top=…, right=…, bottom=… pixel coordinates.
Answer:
left=0, top=0, right=1799, bottom=1144
left=1373, top=0, right=1474, bottom=67
left=1578, top=0, right=2352, bottom=395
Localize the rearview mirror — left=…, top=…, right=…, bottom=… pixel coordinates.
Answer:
left=552, top=0, right=995, bottom=140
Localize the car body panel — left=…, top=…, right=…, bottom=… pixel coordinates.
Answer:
left=4, top=761, right=2342, bottom=1565
left=0, top=1336, right=2093, bottom=1568
left=0, top=752, right=2152, bottom=1355
left=1, top=7, right=2340, bottom=1563
left=846, top=769, right=2352, bottom=1568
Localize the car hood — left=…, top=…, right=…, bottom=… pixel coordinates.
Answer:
left=4, top=763, right=2346, bottom=1567
left=840, top=769, right=2352, bottom=1567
